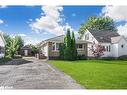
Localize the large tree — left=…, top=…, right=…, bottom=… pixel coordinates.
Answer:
left=15, top=36, right=24, bottom=54
left=71, top=31, right=77, bottom=60
left=3, top=34, right=24, bottom=58
left=64, top=29, right=72, bottom=60
left=79, top=16, right=117, bottom=36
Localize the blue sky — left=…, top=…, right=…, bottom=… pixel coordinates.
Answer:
left=0, top=6, right=126, bottom=44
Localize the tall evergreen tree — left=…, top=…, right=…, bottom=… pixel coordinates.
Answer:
left=71, top=32, right=77, bottom=60
left=64, top=29, right=72, bottom=60
left=59, top=43, right=64, bottom=59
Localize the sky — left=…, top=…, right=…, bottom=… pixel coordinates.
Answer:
left=0, top=5, right=127, bottom=45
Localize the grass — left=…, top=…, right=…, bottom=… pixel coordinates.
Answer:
left=0, top=57, right=12, bottom=65
left=49, top=60, right=127, bottom=89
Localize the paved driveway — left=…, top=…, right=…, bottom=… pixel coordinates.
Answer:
left=0, top=57, right=83, bottom=89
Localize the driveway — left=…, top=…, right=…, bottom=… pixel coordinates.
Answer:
left=0, top=57, right=83, bottom=89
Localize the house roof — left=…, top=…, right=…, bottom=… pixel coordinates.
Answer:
left=88, top=29, right=120, bottom=43
left=111, top=36, right=127, bottom=43
left=39, top=35, right=91, bottom=46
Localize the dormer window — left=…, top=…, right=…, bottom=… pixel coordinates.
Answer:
left=85, top=34, right=89, bottom=40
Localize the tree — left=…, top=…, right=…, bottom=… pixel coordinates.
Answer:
left=64, top=29, right=73, bottom=60
left=15, top=36, right=24, bottom=54
left=90, top=43, right=105, bottom=58
left=29, top=44, right=39, bottom=56
left=3, top=34, right=24, bottom=58
left=71, top=31, right=77, bottom=60
left=78, top=16, right=117, bottom=37
left=7, top=37, right=20, bottom=58
left=59, top=43, right=65, bottom=59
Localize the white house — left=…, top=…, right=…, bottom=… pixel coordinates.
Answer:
left=82, top=29, right=127, bottom=57
left=39, top=29, right=127, bottom=59
left=0, top=33, right=6, bottom=58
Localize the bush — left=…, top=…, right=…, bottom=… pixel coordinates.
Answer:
left=99, top=57, right=116, bottom=61
left=118, top=55, right=127, bottom=60
left=77, top=55, right=87, bottom=60
left=0, top=57, right=12, bottom=65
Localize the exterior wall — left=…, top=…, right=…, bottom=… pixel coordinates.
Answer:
left=0, top=35, right=5, bottom=58
left=111, top=44, right=118, bottom=57
left=118, top=38, right=127, bottom=57
left=47, top=42, right=87, bottom=59
left=82, top=30, right=98, bottom=44
left=41, top=43, right=49, bottom=57
left=100, top=43, right=112, bottom=57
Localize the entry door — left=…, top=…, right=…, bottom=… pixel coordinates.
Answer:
left=24, top=50, right=28, bottom=56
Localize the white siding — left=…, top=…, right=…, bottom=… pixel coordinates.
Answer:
left=101, top=43, right=112, bottom=57
left=41, top=43, right=48, bottom=57
left=111, top=44, right=118, bottom=57
left=118, top=38, right=127, bottom=57
left=0, top=35, right=5, bottom=58
left=0, top=35, right=5, bottom=47
left=82, top=30, right=98, bottom=43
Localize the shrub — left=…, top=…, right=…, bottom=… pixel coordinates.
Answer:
left=77, top=55, right=87, bottom=60
left=118, top=55, right=127, bottom=60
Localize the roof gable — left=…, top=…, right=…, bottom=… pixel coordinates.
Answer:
left=88, top=29, right=120, bottom=43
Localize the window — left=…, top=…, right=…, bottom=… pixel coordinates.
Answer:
left=0, top=46, right=4, bottom=54
left=52, top=43, right=55, bottom=50
left=0, top=46, right=1, bottom=54
left=121, top=45, right=124, bottom=48
left=56, top=43, right=59, bottom=50
left=85, top=34, right=89, bottom=40
left=77, top=44, right=83, bottom=49
left=109, top=46, right=111, bottom=52
left=52, top=43, right=59, bottom=51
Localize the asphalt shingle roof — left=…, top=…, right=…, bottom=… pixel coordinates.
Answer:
left=88, top=29, right=120, bottom=43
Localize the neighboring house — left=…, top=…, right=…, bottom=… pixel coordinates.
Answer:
left=39, top=35, right=90, bottom=59
left=0, top=33, right=6, bottom=58
left=39, top=29, right=127, bottom=59
left=82, top=29, right=127, bottom=57
left=20, top=45, right=32, bottom=56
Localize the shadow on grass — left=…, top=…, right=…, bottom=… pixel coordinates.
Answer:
left=1, top=58, right=33, bottom=65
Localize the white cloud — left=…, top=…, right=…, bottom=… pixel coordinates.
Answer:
left=30, top=6, right=64, bottom=36
left=18, top=34, right=27, bottom=37
left=117, top=23, right=127, bottom=37
left=0, top=5, right=7, bottom=8
left=101, top=6, right=127, bottom=22
left=0, top=19, right=4, bottom=24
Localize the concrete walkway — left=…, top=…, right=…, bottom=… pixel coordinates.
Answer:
left=0, top=57, right=83, bottom=89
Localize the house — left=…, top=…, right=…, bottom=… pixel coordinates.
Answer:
left=20, top=45, right=32, bottom=56
left=39, top=29, right=127, bottom=59
left=0, top=33, right=6, bottom=58
left=82, top=29, right=127, bottom=57
left=38, top=35, right=90, bottom=59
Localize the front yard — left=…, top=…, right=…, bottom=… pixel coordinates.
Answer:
left=49, top=60, right=127, bottom=89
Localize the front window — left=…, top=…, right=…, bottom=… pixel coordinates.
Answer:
left=52, top=43, right=59, bottom=51
left=77, top=44, right=83, bottom=49
left=56, top=43, right=59, bottom=50
left=52, top=43, right=55, bottom=50
left=0, top=46, right=4, bottom=54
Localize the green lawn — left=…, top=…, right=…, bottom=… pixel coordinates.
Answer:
left=49, top=60, right=127, bottom=89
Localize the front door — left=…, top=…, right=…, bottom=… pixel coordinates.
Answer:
left=24, top=50, right=28, bottom=56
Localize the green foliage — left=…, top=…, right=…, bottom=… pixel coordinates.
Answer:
left=29, top=44, right=39, bottom=56
left=71, top=32, right=77, bottom=60
left=59, top=43, right=65, bottom=59
left=64, top=29, right=73, bottom=60
left=78, top=16, right=117, bottom=37
left=59, top=29, right=77, bottom=61
left=15, top=36, right=24, bottom=54
left=3, top=34, right=24, bottom=58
